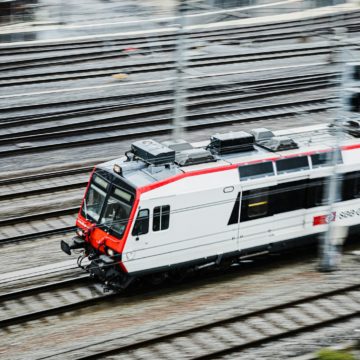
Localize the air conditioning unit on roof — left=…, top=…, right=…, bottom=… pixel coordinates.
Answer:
left=131, top=139, right=175, bottom=165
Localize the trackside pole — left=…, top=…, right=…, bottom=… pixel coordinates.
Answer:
left=319, top=28, right=347, bottom=272
left=173, top=0, right=187, bottom=140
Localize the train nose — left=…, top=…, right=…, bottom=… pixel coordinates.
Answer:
left=61, top=236, right=86, bottom=255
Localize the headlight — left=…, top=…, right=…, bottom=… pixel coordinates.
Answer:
left=107, top=248, right=115, bottom=257
left=76, top=228, right=84, bottom=238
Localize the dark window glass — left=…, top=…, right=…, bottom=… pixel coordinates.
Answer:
left=273, top=180, right=307, bottom=214
left=276, top=156, right=309, bottom=174
left=354, top=174, right=360, bottom=198
left=101, top=186, right=133, bottom=238
left=311, top=151, right=343, bottom=168
left=93, top=174, right=109, bottom=190
left=241, top=188, right=269, bottom=222
left=162, top=205, right=170, bottom=230
left=342, top=171, right=360, bottom=201
left=239, top=161, right=274, bottom=180
left=153, top=205, right=170, bottom=231
left=132, top=209, right=149, bottom=236
left=307, top=178, right=327, bottom=207
left=153, top=207, right=161, bottom=232
left=228, top=193, right=240, bottom=225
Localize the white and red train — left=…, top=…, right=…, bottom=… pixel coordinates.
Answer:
left=61, top=121, right=360, bottom=290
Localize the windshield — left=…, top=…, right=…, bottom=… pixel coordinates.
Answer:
left=100, top=187, right=132, bottom=237
left=81, top=174, right=109, bottom=222
left=81, top=173, right=134, bottom=238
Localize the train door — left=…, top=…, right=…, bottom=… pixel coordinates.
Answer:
left=124, top=207, right=151, bottom=265
left=237, top=181, right=276, bottom=251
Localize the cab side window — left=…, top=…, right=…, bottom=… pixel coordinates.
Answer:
left=132, top=209, right=149, bottom=236
left=153, top=205, right=170, bottom=231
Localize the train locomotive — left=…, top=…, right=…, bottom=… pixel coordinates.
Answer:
left=61, top=122, right=360, bottom=290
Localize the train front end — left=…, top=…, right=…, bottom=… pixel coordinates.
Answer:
left=61, top=165, right=137, bottom=291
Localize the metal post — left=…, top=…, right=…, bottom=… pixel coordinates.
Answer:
left=319, top=28, right=346, bottom=272
left=173, top=0, right=187, bottom=140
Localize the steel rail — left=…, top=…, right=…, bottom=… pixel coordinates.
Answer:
left=0, top=228, right=75, bottom=245
left=0, top=97, right=335, bottom=157
left=1, top=10, right=359, bottom=55
left=2, top=13, right=358, bottom=60
left=0, top=207, right=78, bottom=227
left=0, top=180, right=87, bottom=201
left=71, top=283, right=360, bottom=360
left=0, top=277, right=112, bottom=328
left=0, top=76, right=335, bottom=140
left=0, top=166, right=92, bottom=186
left=0, top=276, right=89, bottom=302
left=0, top=72, right=335, bottom=120
left=0, top=43, right=341, bottom=81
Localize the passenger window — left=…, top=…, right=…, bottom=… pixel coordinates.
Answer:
left=276, top=156, right=309, bottom=174
left=311, top=151, right=343, bottom=168
left=273, top=180, right=307, bottom=214
left=238, top=161, right=274, bottom=180
left=247, top=189, right=268, bottom=218
left=132, top=209, right=149, bottom=236
left=153, top=205, right=170, bottom=231
left=342, top=171, right=360, bottom=200
left=354, top=174, right=360, bottom=198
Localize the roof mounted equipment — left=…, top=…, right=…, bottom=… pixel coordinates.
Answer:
left=250, top=128, right=274, bottom=143
left=175, top=148, right=216, bottom=166
left=209, top=131, right=255, bottom=155
left=162, top=139, right=193, bottom=152
left=260, top=136, right=298, bottom=152
left=131, top=140, right=175, bottom=165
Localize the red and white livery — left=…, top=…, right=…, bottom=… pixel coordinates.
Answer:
left=61, top=121, right=360, bottom=290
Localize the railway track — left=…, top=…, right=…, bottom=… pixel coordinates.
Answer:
left=0, top=207, right=77, bottom=243
left=0, top=46, right=337, bottom=87
left=0, top=169, right=93, bottom=243
left=0, top=276, right=110, bottom=329
left=1, top=10, right=359, bottom=62
left=0, top=73, right=336, bottom=137
left=0, top=166, right=90, bottom=201
left=0, top=94, right=336, bottom=157
left=0, top=43, right=343, bottom=87
left=0, top=71, right=335, bottom=118
left=60, top=284, right=360, bottom=360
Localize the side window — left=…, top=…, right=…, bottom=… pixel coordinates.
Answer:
left=354, top=173, right=360, bottom=198
left=276, top=156, right=309, bottom=174
left=311, top=151, right=343, bottom=168
left=241, top=188, right=269, bottom=221
left=307, top=178, right=326, bottom=207
left=153, top=205, right=170, bottom=231
left=342, top=171, right=360, bottom=200
left=132, top=209, right=149, bottom=236
left=273, top=180, right=307, bottom=214
left=238, top=161, right=274, bottom=180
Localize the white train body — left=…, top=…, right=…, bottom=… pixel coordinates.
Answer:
left=63, top=122, right=360, bottom=288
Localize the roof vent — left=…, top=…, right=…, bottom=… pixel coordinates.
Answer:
left=260, top=136, right=298, bottom=152
left=162, top=139, right=193, bottom=152
left=131, top=139, right=175, bottom=165
left=175, top=148, right=216, bottom=166
left=209, top=131, right=255, bottom=155
left=250, top=128, right=274, bottom=143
